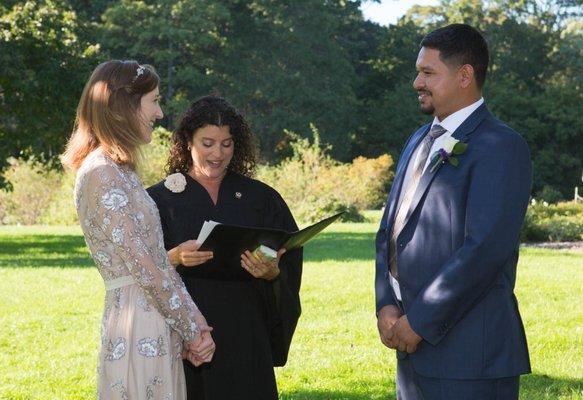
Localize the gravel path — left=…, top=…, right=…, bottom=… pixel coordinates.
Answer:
left=521, top=242, right=583, bottom=252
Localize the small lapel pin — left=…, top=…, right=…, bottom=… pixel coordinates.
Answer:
left=235, top=192, right=242, bottom=199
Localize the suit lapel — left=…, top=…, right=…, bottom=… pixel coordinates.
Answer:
left=401, top=104, right=491, bottom=229
left=385, top=125, right=430, bottom=230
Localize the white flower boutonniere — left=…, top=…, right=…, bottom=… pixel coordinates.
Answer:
left=164, top=173, right=187, bottom=193
left=441, top=136, right=459, bottom=154
left=429, top=138, right=468, bottom=173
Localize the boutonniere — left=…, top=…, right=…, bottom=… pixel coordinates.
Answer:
left=429, top=137, right=468, bottom=173
left=164, top=173, right=187, bottom=193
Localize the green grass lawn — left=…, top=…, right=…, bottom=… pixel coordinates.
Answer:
left=0, top=221, right=582, bottom=399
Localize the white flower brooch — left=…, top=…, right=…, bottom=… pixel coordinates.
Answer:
left=164, top=173, right=187, bottom=193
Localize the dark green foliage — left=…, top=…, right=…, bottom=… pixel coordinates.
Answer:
left=537, top=185, right=565, bottom=204
left=0, top=0, right=99, bottom=186
left=211, top=0, right=360, bottom=161
left=0, top=0, right=581, bottom=198
left=100, top=0, right=230, bottom=127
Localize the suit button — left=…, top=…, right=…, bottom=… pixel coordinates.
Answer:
left=399, top=243, right=404, bottom=248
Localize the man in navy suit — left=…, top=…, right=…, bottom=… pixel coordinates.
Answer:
left=375, top=24, right=532, bottom=399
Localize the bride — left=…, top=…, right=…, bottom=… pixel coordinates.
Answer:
left=61, top=60, right=215, bottom=399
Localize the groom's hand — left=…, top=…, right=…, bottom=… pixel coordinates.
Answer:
left=377, top=305, right=402, bottom=349
left=391, top=315, right=422, bottom=353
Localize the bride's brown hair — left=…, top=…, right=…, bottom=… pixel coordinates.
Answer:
left=60, top=60, right=159, bottom=170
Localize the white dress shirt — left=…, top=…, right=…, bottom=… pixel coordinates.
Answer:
left=398, top=98, right=484, bottom=212
left=390, top=98, right=484, bottom=301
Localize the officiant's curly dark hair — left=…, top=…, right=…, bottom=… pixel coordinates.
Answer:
left=166, top=95, right=257, bottom=177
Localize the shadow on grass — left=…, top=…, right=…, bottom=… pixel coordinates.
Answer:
left=0, top=230, right=378, bottom=268
left=279, top=374, right=583, bottom=399
left=521, top=373, right=583, bottom=399
left=304, top=231, right=376, bottom=263
left=0, top=234, right=93, bottom=268
left=2, top=230, right=378, bottom=267
left=1, top=231, right=377, bottom=267
left=280, top=389, right=394, bottom=400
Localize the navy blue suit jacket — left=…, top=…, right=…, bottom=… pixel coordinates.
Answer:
left=375, top=104, right=532, bottom=379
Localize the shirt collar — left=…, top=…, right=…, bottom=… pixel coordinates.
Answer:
left=431, top=97, right=484, bottom=134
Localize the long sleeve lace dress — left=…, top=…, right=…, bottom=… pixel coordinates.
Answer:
left=75, top=149, right=200, bottom=400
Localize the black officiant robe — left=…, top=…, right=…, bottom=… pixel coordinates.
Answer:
left=147, top=171, right=302, bottom=400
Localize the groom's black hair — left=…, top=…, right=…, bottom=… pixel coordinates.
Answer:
left=421, top=24, right=489, bottom=89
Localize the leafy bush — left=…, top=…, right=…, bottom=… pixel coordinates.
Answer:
left=139, top=127, right=172, bottom=187
left=0, top=158, right=62, bottom=225
left=256, top=125, right=394, bottom=223
left=521, top=201, right=583, bottom=242
left=39, top=171, right=78, bottom=226
left=536, top=185, right=565, bottom=204
left=0, top=128, right=173, bottom=226
left=319, top=154, right=394, bottom=210
left=0, top=197, right=7, bottom=224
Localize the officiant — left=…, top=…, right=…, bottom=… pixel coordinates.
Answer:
left=147, top=95, right=303, bottom=400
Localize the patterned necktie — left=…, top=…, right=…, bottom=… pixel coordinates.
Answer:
left=389, top=124, right=447, bottom=278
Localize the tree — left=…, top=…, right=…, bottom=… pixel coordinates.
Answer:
left=100, top=0, right=230, bottom=127
left=0, top=0, right=98, bottom=187
left=349, top=20, right=427, bottom=158
left=212, top=0, right=360, bottom=161
left=1, top=0, right=580, bottom=198
left=395, top=0, right=583, bottom=197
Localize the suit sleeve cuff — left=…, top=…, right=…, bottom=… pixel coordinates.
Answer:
left=406, top=307, right=450, bottom=346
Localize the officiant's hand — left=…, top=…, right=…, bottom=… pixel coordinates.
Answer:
left=169, top=240, right=213, bottom=267
left=377, top=305, right=402, bottom=349
left=389, top=315, right=422, bottom=354
left=240, top=249, right=286, bottom=280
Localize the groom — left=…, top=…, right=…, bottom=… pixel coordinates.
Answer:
left=375, top=24, right=532, bottom=399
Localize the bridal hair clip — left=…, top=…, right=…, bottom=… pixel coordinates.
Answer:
left=133, top=65, right=145, bottom=83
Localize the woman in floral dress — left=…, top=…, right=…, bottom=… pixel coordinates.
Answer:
left=61, top=60, right=215, bottom=399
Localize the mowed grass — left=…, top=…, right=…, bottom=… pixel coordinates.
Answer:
left=0, top=220, right=582, bottom=399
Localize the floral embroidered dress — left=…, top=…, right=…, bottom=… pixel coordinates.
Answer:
left=75, top=149, right=200, bottom=400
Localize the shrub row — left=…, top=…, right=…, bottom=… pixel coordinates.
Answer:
left=1, top=126, right=581, bottom=244
left=521, top=201, right=583, bottom=242
left=0, top=127, right=394, bottom=226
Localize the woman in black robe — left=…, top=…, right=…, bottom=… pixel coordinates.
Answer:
left=147, top=96, right=302, bottom=400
